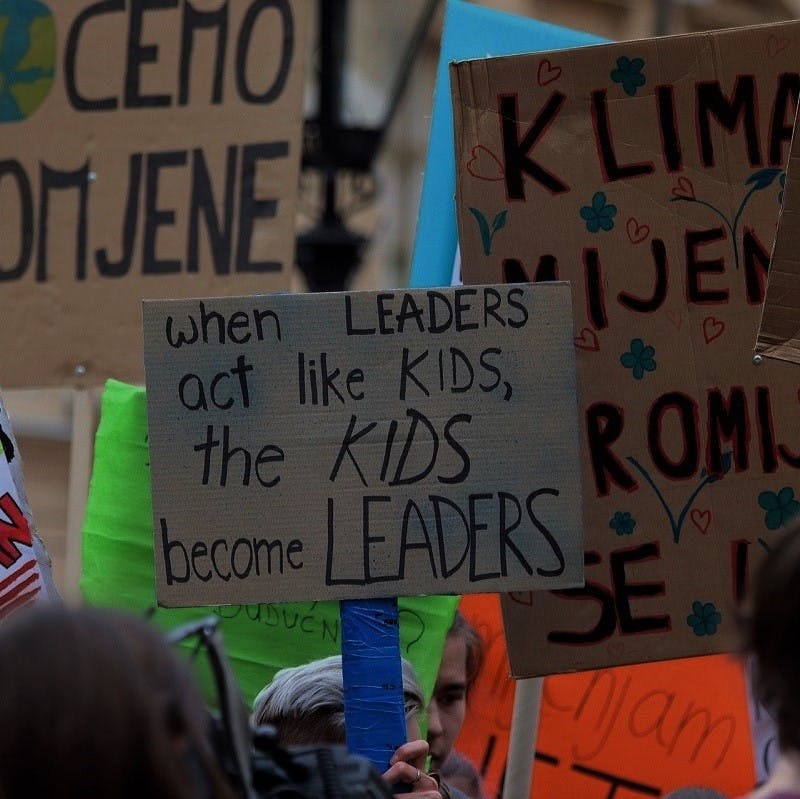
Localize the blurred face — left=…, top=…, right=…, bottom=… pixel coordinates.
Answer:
left=427, top=635, right=468, bottom=772
left=406, top=715, right=422, bottom=743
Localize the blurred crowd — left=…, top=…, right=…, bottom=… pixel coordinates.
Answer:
left=3, top=523, right=800, bottom=799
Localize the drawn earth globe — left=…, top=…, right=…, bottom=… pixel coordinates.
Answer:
left=0, top=0, right=55, bottom=123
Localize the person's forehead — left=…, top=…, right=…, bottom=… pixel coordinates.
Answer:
left=436, top=636, right=468, bottom=686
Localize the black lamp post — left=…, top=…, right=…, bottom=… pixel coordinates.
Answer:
left=296, top=0, right=441, bottom=292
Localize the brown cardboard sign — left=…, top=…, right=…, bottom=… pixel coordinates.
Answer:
left=756, top=109, right=800, bottom=362
left=0, top=1, right=308, bottom=388
left=452, top=21, right=800, bottom=676
left=142, top=284, right=583, bottom=607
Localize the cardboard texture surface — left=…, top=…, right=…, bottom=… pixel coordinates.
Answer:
left=452, top=22, right=800, bottom=675
left=142, top=284, right=583, bottom=606
left=756, top=104, right=800, bottom=363
left=456, top=594, right=757, bottom=799
left=0, top=1, right=307, bottom=388
left=408, top=0, right=604, bottom=289
left=81, top=379, right=459, bottom=705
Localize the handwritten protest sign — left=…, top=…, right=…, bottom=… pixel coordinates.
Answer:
left=756, top=96, right=800, bottom=363
left=452, top=22, right=800, bottom=675
left=408, top=0, right=603, bottom=289
left=142, top=284, right=583, bottom=606
left=0, top=391, right=50, bottom=615
left=0, top=0, right=307, bottom=388
left=456, top=594, right=757, bottom=799
left=80, top=379, right=459, bottom=705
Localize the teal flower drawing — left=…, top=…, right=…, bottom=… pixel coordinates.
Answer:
left=620, top=338, right=656, bottom=380
left=609, top=510, right=636, bottom=536
left=687, top=601, right=721, bottom=637
left=610, top=56, right=645, bottom=97
left=758, top=486, right=800, bottom=530
left=580, top=191, right=617, bottom=233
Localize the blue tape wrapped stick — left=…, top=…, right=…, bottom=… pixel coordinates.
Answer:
left=341, top=597, right=408, bottom=776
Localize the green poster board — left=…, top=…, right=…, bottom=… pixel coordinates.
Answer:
left=81, top=380, right=459, bottom=707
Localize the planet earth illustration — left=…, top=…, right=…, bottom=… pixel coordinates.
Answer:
left=0, top=0, right=55, bottom=123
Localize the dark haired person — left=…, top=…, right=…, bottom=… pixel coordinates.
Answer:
left=0, top=605, right=236, bottom=799
left=740, top=524, right=800, bottom=799
left=438, top=751, right=487, bottom=799
left=428, top=611, right=486, bottom=798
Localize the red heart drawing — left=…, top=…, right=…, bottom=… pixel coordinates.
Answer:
left=703, top=316, right=725, bottom=344
left=466, top=145, right=504, bottom=181
left=768, top=35, right=791, bottom=57
left=626, top=217, right=650, bottom=244
left=672, top=176, right=696, bottom=200
left=666, top=310, right=683, bottom=330
left=690, top=508, right=712, bottom=534
left=574, top=328, right=600, bottom=351
left=537, top=58, right=562, bottom=87
left=508, top=591, right=533, bottom=606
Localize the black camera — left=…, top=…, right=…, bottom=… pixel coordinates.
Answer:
left=166, top=617, right=394, bottom=799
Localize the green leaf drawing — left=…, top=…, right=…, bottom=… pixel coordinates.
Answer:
left=470, top=207, right=508, bottom=255
left=469, top=207, right=492, bottom=255
left=745, top=168, right=782, bottom=191
left=492, top=210, right=508, bottom=233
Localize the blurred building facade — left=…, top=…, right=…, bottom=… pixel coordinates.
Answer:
left=9, top=0, right=800, bottom=597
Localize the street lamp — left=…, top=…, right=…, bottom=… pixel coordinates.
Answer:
left=296, top=0, right=441, bottom=292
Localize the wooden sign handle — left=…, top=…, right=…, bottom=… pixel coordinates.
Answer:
left=502, top=677, right=543, bottom=799
left=65, top=387, right=98, bottom=601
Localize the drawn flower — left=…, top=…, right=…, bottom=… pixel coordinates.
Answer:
left=580, top=191, right=617, bottom=233
left=758, top=486, right=800, bottom=530
left=620, top=338, right=656, bottom=380
left=609, top=510, right=636, bottom=536
left=610, top=56, right=646, bottom=96
left=687, top=601, right=721, bottom=636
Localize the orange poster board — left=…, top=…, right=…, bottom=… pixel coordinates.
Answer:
left=456, top=594, right=756, bottom=799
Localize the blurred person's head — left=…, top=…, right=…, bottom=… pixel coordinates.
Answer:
left=0, top=604, right=234, bottom=799
left=742, top=523, right=800, bottom=754
left=439, top=751, right=486, bottom=799
left=427, top=611, right=484, bottom=772
left=251, top=654, right=425, bottom=746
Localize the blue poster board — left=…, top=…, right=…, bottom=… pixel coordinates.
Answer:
left=409, top=0, right=606, bottom=288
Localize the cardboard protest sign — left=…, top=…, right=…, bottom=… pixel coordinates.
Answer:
left=0, top=390, right=59, bottom=601
left=0, top=392, right=51, bottom=615
left=142, top=284, right=583, bottom=606
left=456, top=594, right=758, bottom=799
left=81, top=379, right=459, bottom=705
left=0, top=0, right=307, bottom=388
left=408, top=0, right=604, bottom=289
left=452, top=22, right=800, bottom=675
left=756, top=105, right=800, bottom=363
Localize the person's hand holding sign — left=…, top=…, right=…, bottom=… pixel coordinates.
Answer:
left=385, top=740, right=441, bottom=798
